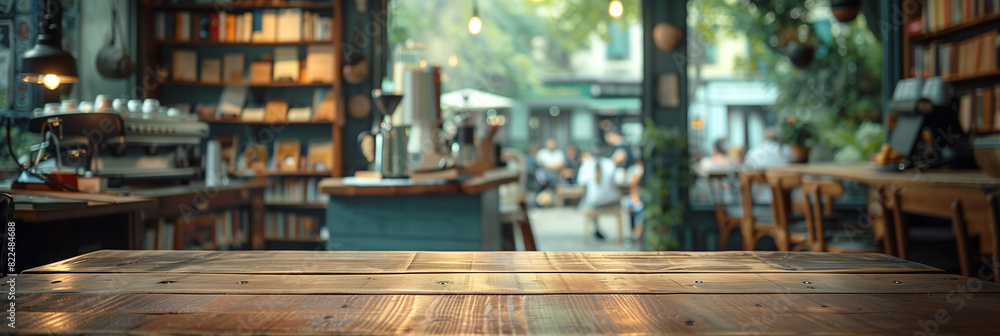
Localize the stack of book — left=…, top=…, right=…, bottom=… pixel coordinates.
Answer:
left=170, top=45, right=333, bottom=84
left=154, top=9, right=332, bottom=43
left=912, top=29, right=999, bottom=79
left=265, top=212, right=323, bottom=240
left=958, top=85, right=1000, bottom=133
left=142, top=208, right=249, bottom=250
left=264, top=177, right=329, bottom=204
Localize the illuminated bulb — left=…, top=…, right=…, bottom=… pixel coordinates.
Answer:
left=448, top=54, right=459, bottom=68
left=468, top=16, right=482, bottom=35
left=42, top=74, right=60, bottom=90
left=609, top=0, right=623, bottom=18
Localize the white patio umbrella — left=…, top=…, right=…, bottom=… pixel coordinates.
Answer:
left=440, top=88, right=515, bottom=110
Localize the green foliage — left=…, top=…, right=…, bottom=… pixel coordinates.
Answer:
left=690, top=0, right=883, bottom=151
left=824, top=120, right=885, bottom=163
left=640, top=120, right=686, bottom=251
left=389, top=0, right=639, bottom=98
left=778, top=116, right=816, bottom=145
left=0, top=126, right=40, bottom=169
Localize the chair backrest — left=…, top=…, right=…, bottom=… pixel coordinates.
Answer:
left=801, top=179, right=845, bottom=252
left=766, top=170, right=803, bottom=234
left=705, top=173, right=732, bottom=207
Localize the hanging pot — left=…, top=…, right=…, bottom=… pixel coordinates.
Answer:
left=831, top=0, right=861, bottom=23
left=786, top=42, right=814, bottom=69
left=652, top=23, right=684, bottom=52
left=96, top=5, right=134, bottom=79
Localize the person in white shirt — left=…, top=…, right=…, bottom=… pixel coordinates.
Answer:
left=577, top=145, right=622, bottom=240
left=744, top=129, right=790, bottom=169
left=534, top=138, right=565, bottom=194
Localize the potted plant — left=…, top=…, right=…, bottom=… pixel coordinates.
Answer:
left=779, top=116, right=815, bottom=163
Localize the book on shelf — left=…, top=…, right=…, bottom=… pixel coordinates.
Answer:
left=200, top=57, right=221, bottom=83
left=172, top=49, right=198, bottom=82
left=273, top=47, right=300, bottom=82
left=241, top=106, right=265, bottom=122
left=275, top=140, right=302, bottom=172
left=264, top=177, right=327, bottom=204
left=307, top=140, right=333, bottom=172
left=287, top=107, right=313, bottom=122
left=222, top=53, right=245, bottom=83
left=218, top=85, right=248, bottom=118
left=312, top=89, right=337, bottom=122
left=304, top=45, right=334, bottom=83
left=911, top=28, right=999, bottom=79
left=276, top=8, right=303, bottom=42
left=265, top=98, right=289, bottom=122
left=176, top=11, right=191, bottom=41
left=265, top=210, right=323, bottom=241
left=250, top=60, right=272, bottom=84
left=922, top=0, right=1000, bottom=34
left=209, top=12, right=220, bottom=41
left=958, top=84, right=1000, bottom=133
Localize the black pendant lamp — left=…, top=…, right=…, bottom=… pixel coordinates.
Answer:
left=20, top=0, right=78, bottom=91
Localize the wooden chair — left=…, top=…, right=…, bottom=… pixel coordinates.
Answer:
left=739, top=171, right=786, bottom=250
left=706, top=173, right=742, bottom=250
left=886, top=184, right=957, bottom=261
left=583, top=203, right=624, bottom=245
left=766, top=171, right=806, bottom=251
left=800, top=179, right=878, bottom=253
left=952, top=196, right=999, bottom=282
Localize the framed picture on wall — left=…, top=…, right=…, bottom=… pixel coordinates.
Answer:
left=0, top=20, right=12, bottom=109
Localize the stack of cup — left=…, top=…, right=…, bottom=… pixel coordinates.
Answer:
left=95, top=95, right=114, bottom=112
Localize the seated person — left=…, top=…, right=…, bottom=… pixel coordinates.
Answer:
left=577, top=146, right=622, bottom=241
left=535, top=138, right=565, bottom=193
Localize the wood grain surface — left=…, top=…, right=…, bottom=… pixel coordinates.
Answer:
left=25, top=250, right=941, bottom=274
left=10, top=250, right=998, bottom=335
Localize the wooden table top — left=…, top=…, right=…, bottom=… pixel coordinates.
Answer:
left=767, top=163, right=1000, bottom=190
left=6, top=189, right=157, bottom=223
left=319, top=169, right=519, bottom=196
left=7, top=250, right=1000, bottom=335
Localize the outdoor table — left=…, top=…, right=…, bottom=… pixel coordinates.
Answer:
left=5, top=250, right=1000, bottom=335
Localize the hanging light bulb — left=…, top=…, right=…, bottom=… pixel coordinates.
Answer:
left=42, top=74, right=61, bottom=90
left=609, top=0, right=623, bottom=18
left=468, top=1, right=482, bottom=35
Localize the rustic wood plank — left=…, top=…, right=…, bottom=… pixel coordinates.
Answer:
left=12, top=292, right=1000, bottom=335
left=7, top=272, right=997, bottom=295
left=767, top=163, right=1000, bottom=191
left=26, top=250, right=942, bottom=275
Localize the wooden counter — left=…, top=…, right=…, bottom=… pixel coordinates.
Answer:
left=8, top=249, right=1000, bottom=335
left=318, top=170, right=519, bottom=196
left=319, top=170, right=519, bottom=251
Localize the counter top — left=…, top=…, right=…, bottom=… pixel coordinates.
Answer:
left=319, top=170, right=519, bottom=196
left=767, top=163, right=1000, bottom=190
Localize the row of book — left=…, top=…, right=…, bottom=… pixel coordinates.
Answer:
left=912, top=29, right=999, bottom=79
left=264, top=177, right=329, bottom=204
left=265, top=211, right=323, bottom=240
left=142, top=209, right=249, bottom=250
left=958, top=85, right=1000, bottom=134
left=171, top=46, right=335, bottom=84
left=919, top=0, right=1000, bottom=34
left=154, top=9, right=332, bottom=43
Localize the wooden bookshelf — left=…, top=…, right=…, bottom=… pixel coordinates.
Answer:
left=198, top=116, right=335, bottom=125
left=264, top=202, right=327, bottom=209
left=148, top=1, right=336, bottom=11
left=155, top=40, right=333, bottom=46
left=912, top=12, right=1000, bottom=44
left=942, top=70, right=1000, bottom=84
left=265, top=170, right=334, bottom=177
left=141, top=0, right=345, bottom=251
left=166, top=81, right=336, bottom=88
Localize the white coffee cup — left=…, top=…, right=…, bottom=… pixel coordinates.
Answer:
left=142, top=99, right=160, bottom=114
left=95, top=95, right=113, bottom=112
left=112, top=98, right=127, bottom=112
left=127, top=99, right=143, bottom=113
left=60, top=99, right=78, bottom=112
left=44, top=103, right=61, bottom=115
left=167, top=107, right=182, bottom=117
left=79, top=101, right=93, bottom=113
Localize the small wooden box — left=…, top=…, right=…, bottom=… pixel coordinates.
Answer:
left=250, top=61, right=272, bottom=85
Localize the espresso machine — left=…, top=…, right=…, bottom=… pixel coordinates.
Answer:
left=886, top=77, right=976, bottom=171
left=26, top=109, right=209, bottom=187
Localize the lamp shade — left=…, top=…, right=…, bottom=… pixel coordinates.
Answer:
left=20, top=32, right=79, bottom=89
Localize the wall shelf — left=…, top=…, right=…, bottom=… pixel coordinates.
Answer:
left=164, top=81, right=334, bottom=88
left=199, top=117, right=334, bottom=125
left=149, top=1, right=335, bottom=11
left=265, top=170, right=334, bottom=177
left=264, top=203, right=328, bottom=209
left=155, top=40, right=333, bottom=46
left=912, top=12, right=1000, bottom=44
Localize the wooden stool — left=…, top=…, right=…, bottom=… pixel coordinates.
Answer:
left=554, top=185, right=585, bottom=207
left=583, top=204, right=624, bottom=245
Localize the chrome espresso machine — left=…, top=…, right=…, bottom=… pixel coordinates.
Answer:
left=26, top=109, right=208, bottom=187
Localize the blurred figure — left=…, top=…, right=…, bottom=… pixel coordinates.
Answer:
left=729, top=146, right=747, bottom=165
left=698, top=138, right=734, bottom=173
left=577, top=144, right=622, bottom=241
left=535, top=138, right=565, bottom=200
left=526, top=143, right=541, bottom=191
left=604, top=128, right=634, bottom=169
left=744, top=128, right=790, bottom=169
left=561, top=144, right=580, bottom=184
